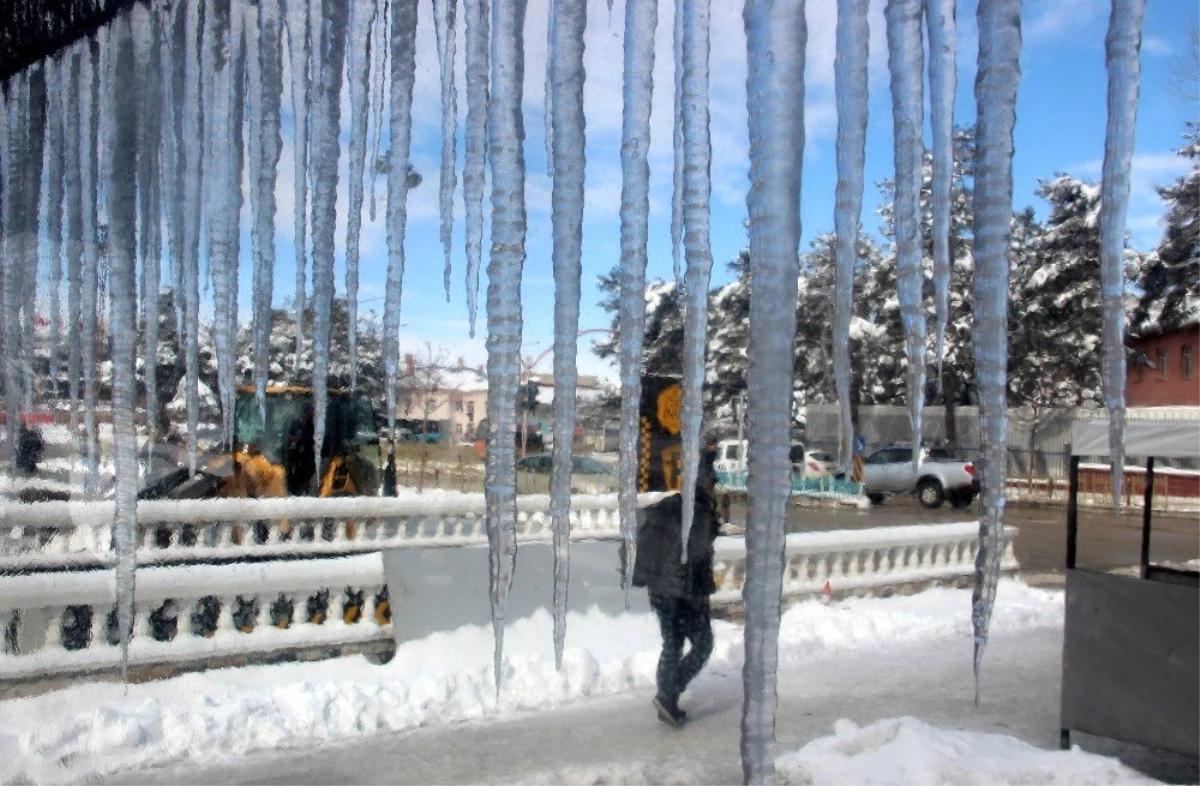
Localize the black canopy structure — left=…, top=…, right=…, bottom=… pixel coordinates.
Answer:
left=1060, top=419, right=1199, bottom=758
left=0, top=0, right=144, bottom=84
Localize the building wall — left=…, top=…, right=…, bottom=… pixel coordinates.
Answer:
left=1127, top=325, right=1200, bottom=407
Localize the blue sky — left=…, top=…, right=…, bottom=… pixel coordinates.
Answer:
left=247, top=0, right=1199, bottom=382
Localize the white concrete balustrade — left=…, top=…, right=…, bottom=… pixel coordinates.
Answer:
left=0, top=521, right=1019, bottom=681
left=0, top=493, right=672, bottom=570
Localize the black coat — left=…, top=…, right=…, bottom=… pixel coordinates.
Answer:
left=631, top=492, right=722, bottom=599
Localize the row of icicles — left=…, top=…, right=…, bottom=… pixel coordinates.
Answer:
left=0, top=0, right=1143, bottom=782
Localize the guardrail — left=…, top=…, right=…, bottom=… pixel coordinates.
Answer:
left=0, top=493, right=671, bottom=570
left=1, top=522, right=1019, bottom=682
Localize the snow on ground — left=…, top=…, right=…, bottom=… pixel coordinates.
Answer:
left=0, top=579, right=1071, bottom=784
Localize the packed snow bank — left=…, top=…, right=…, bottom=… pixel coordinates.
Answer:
left=775, top=716, right=1159, bottom=785
left=0, top=580, right=1062, bottom=784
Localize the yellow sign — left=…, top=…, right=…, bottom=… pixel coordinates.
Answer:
left=656, top=384, right=682, bottom=435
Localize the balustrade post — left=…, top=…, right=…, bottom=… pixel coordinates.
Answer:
left=216, top=596, right=236, bottom=634
left=91, top=604, right=110, bottom=647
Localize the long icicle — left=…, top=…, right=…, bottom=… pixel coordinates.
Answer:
left=81, top=40, right=102, bottom=490
left=463, top=0, right=489, bottom=337
left=970, top=0, right=1021, bottom=707
left=741, top=2, right=805, bottom=780
left=544, top=0, right=555, bottom=179
left=310, top=0, right=349, bottom=486
left=181, top=0, right=205, bottom=472
left=485, top=0, right=529, bottom=698
left=108, top=7, right=142, bottom=680
left=678, top=0, right=713, bottom=562
left=251, top=0, right=285, bottom=419
left=163, top=0, right=186, bottom=345
left=19, top=65, right=46, bottom=416
left=927, top=0, right=956, bottom=384
left=285, top=0, right=312, bottom=376
left=369, top=0, right=389, bottom=221
left=434, top=0, right=459, bottom=301
left=345, top=0, right=377, bottom=392
left=617, top=0, right=658, bottom=601
left=137, top=3, right=163, bottom=453
left=670, top=0, right=684, bottom=284
left=832, top=0, right=869, bottom=472
left=63, top=51, right=85, bottom=461
left=886, top=0, right=926, bottom=471
left=2, top=72, right=29, bottom=464
left=384, top=0, right=418, bottom=444
left=1099, top=0, right=1145, bottom=512
left=45, top=59, right=66, bottom=404
left=548, top=0, right=588, bottom=672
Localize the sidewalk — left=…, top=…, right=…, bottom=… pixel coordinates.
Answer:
left=111, top=628, right=1081, bottom=784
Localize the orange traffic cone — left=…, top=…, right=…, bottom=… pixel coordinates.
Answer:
left=821, top=581, right=832, bottom=605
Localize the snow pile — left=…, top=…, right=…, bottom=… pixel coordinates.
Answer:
left=0, top=580, right=1063, bottom=784
left=775, top=716, right=1159, bottom=785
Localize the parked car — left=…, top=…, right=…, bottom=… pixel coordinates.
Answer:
left=801, top=448, right=837, bottom=479
left=515, top=453, right=618, bottom=494
left=847, top=443, right=978, bottom=509
left=716, top=439, right=816, bottom=485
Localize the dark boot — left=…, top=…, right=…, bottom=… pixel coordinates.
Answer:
left=653, top=695, right=687, bottom=728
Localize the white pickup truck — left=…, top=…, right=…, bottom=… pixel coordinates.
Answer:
left=854, top=444, right=979, bottom=509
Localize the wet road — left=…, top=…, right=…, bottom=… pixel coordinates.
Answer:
left=725, top=494, right=1199, bottom=580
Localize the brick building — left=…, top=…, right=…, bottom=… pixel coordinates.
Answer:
left=1126, top=322, right=1200, bottom=407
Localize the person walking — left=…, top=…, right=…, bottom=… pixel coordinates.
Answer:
left=631, top=452, right=723, bottom=727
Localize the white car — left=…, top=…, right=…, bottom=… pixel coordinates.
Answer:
left=800, top=448, right=837, bottom=479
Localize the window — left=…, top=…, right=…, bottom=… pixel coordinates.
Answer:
left=454, top=400, right=464, bottom=412
left=1134, top=357, right=1145, bottom=384
left=456, top=424, right=463, bottom=436
left=1157, top=348, right=1169, bottom=380
left=467, top=401, right=475, bottom=422
left=1183, top=345, right=1193, bottom=381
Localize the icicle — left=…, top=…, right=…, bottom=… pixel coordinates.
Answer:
left=286, top=0, right=312, bottom=376
left=81, top=41, right=103, bottom=490
left=45, top=60, right=66, bottom=404
left=617, top=0, right=658, bottom=602
left=64, top=51, right=84, bottom=453
left=485, top=0, right=529, bottom=697
left=181, top=0, right=205, bottom=472
left=1099, top=0, right=1145, bottom=511
left=345, top=0, right=377, bottom=393
left=832, top=0, right=869, bottom=472
left=136, top=3, right=163, bottom=452
left=886, top=0, right=926, bottom=470
left=678, top=0, right=713, bottom=562
left=107, top=9, right=142, bottom=680
left=548, top=0, right=588, bottom=673
left=18, top=66, right=46, bottom=416
left=463, top=0, right=489, bottom=338
left=926, top=0, right=955, bottom=384
left=383, top=0, right=418, bottom=441
left=163, top=0, right=186, bottom=345
left=369, top=0, right=389, bottom=221
left=741, top=2, right=805, bottom=780
left=0, top=87, right=11, bottom=464
left=970, top=0, right=1021, bottom=708
left=310, top=0, right=349, bottom=485
left=1, top=73, right=27, bottom=462
left=206, top=0, right=246, bottom=450
left=433, top=0, right=459, bottom=301
left=251, top=0, right=285, bottom=420
left=670, top=0, right=683, bottom=284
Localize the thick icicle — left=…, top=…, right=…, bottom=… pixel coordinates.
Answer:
left=926, top=0, right=955, bottom=381
left=970, top=0, right=1021, bottom=707
left=345, top=0, right=376, bottom=393
left=137, top=4, right=164, bottom=451
left=163, top=0, right=186, bottom=344
left=81, top=41, right=103, bottom=489
left=310, top=0, right=349, bottom=484
left=285, top=0, right=312, bottom=375
left=1099, top=0, right=1145, bottom=511
left=832, top=0, right=869, bottom=471
left=544, top=0, right=555, bottom=179
left=181, top=0, right=205, bottom=471
left=19, top=66, right=46, bottom=416
left=741, top=2, right=805, bottom=780
left=384, top=0, right=418, bottom=441
left=433, top=0, right=459, bottom=301
left=107, top=9, right=142, bottom=679
left=617, top=0, right=658, bottom=600
left=1, top=72, right=30, bottom=462
left=485, top=0, right=529, bottom=697
left=369, top=0, right=389, bottom=221
left=250, top=0, right=285, bottom=419
left=670, top=0, right=683, bottom=284
left=206, top=0, right=246, bottom=450
left=886, top=0, right=926, bottom=469
left=45, top=61, right=66, bottom=403
left=548, top=0, right=588, bottom=672
left=678, top=0, right=713, bottom=561
left=463, top=0, right=489, bottom=337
